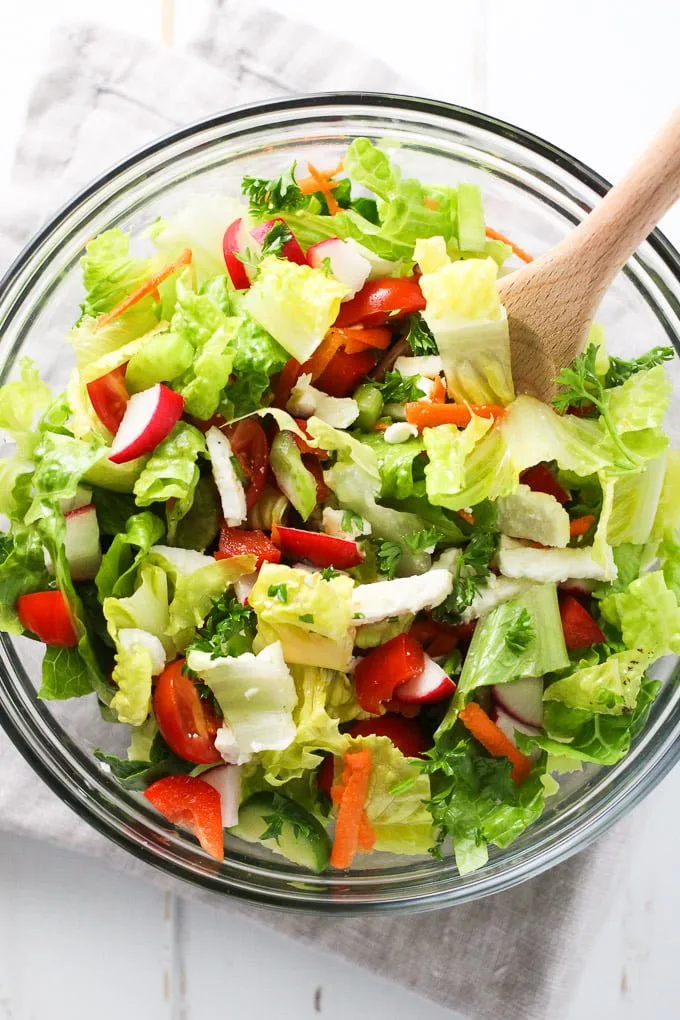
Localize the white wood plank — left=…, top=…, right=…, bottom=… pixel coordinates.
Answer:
left=0, top=832, right=172, bottom=1020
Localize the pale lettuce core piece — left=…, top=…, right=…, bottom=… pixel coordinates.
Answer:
left=287, top=374, right=359, bottom=429
left=497, top=484, right=571, bottom=548
left=187, top=642, right=297, bottom=762
left=415, top=243, right=514, bottom=406
left=243, top=256, right=349, bottom=363
left=110, top=642, right=154, bottom=727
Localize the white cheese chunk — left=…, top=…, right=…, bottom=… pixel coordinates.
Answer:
left=352, top=569, right=453, bottom=625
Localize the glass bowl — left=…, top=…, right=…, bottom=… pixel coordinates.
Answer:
left=1, top=94, right=680, bottom=915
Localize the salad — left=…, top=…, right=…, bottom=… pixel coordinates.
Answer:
left=1, top=137, right=678, bottom=876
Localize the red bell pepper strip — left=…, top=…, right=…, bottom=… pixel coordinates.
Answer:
left=275, top=526, right=363, bottom=569
left=520, top=464, right=570, bottom=504
left=336, top=326, right=392, bottom=355
left=86, top=364, right=130, bottom=434
left=353, top=633, right=425, bottom=715
left=405, top=402, right=506, bottom=430
left=215, top=527, right=281, bottom=570
left=301, top=330, right=346, bottom=381
left=144, top=775, right=224, bottom=861
left=559, top=595, right=606, bottom=651
left=335, top=277, right=425, bottom=328
left=315, top=348, right=377, bottom=397
left=97, top=249, right=192, bottom=328
left=17, top=590, right=78, bottom=647
left=272, top=358, right=302, bottom=408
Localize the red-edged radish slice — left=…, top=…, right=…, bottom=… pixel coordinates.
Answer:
left=234, top=571, right=258, bottom=606
left=395, top=653, right=456, bottom=704
left=61, top=486, right=93, bottom=514
left=202, top=764, right=241, bottom=828
left=558, top=578, right=596, bottom=596
left=306, top=238, right=371, bottom=299
left=222, top=218, right=253, bottom=289
left=205, top=427, right=247, bottom=527
left=45, top=504, right=101, bottom=581
left=109, top=384, right=184, bottom=464
left=492, top=677, right=544, bottom=728
left=491, top=705, right=540, bottom=751
left=250, top=218, right=306, bottom=265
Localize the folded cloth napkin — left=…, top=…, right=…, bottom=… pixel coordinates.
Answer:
left=0, top=4, right=633, bottom=1018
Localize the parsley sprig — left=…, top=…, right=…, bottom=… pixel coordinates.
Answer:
left=259, top=793, right=318, bottom=845
left=405, top=313, right=438, bottom=356
left=505, top=608, right=534, bottom=654
left=185, top=594, right=256, bottom=661
left=433, top=501, right=498, bottom=623
left=241, top=163, right=307, bottom=215
left=235, top=221, right=295, bottom=272
left=605, top=345, right=673, bottom=387
left=553, top=344, right=637, bottom=468
left=375, top=539, right=402, bottom=579
left=375, top=371, right=424, bottom=405
left=404, top=526, right=442, bottom=553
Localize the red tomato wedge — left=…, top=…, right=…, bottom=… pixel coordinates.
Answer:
left=275, top=526, right=363, bottom=569
left=17, top=590, right=78, bottom=647
left=353, top=634, right=425, bottom=715
left=334, top=277, right=425, bottom=327
left=215, top=527, right=281, bottom=569
left=559, top=595, right=606, bottom=651
left=86, top=364, right=130, bottom=434
left=315, top=349, right=377, bottom=397
left=520, top=463, right=570, bottom=504
left=144, top=775, right=224, bottom=861
left=221, top=418, right=269, bottom=511
left=153, top=660, right=222, bottom=765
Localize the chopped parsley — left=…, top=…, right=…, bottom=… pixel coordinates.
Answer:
left=185, top=594, right=256, bottom=660
left=376, top=539, right=402, bottom=579
left=375, top=370, right=424, bottom=405
left=405, top=313, right=438, bottom=356
left=241, top=163, right=307, bottom=215
left=268, top=583, right=289, bottom=603
left=505, top=608, right=534, bottom=654
left=259, top=793, right=319, bottom=844
left=404, top=526, right=442, bottom=553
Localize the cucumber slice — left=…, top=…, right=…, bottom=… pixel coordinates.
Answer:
left=230, top=792, right=331, bottom=873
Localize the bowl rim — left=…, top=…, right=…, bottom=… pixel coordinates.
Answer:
left=2, top=90, right=680, bottom=912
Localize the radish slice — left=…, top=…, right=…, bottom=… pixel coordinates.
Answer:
left=205, top=427, right=247, bottom=527
left=45, top=504, right=102, bottom=581
left=250, top=218, right=306, bottom=265
left=222, top=218, right=253, bottom=289
left=60, top=486, right=93, bottom=514
left=395, top=653, right=456, bottom=704
left=202, top=764, right=241, bottom=828
left=492, top=677, right=544, bottom=728
left=109, top=384, right=184, bottom=465
left=491, top=705, right=540, bottom=751
left=234, top=571, right=258, bottom=606
left=306, top=238, right=371, bottom=299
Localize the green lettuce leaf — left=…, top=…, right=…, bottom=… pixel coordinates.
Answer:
left=217, top=308, right=288, bottom=420
left=0, top=528, right=50, bottom=633
left=187, top=641, right=297, bottom=762
left=249, top=563, right=355, bottom=671
left=171, top=475, right=220, bottom=551
left=0, top=358, right=52, bottom=457
left=110, top=641, right=154, bottom=726
left=305, top=417, right=380, bottom=482
left=243, top=256, right=348, bottom=363
left=79, top=228, right=154, bottom=319
left=600, top=570, right=680, bottom=655
left=164, top=554, right=256, bottom=651
left=543, top=649, right=648, bottom=715
left=148, top=195, right=248, bottom=282
left=519, top=678, right=661, bottom=765
left=95, top=511, right=165, bottom=601
left=604, top=365, right=671, bottom=434
left=103, top=563, right=171, bottom=654
left=651, top=449, right=680, bottom=542
left=258, top=665, right=358, bottom=785
left=169, top=276, right=236, bottom=419
left=25, top=429, right=105, bottom=525
left=94, top=731, right=193, bottom=790
left=344, top=734, right=434, bottom=855
left=607, top=454, right=666, bottom=546
left=424, top=416, right=515, bottom=512
left=133, top=423, right=206, bottom=537
left=458, top=584, right=568, bottom=696
left=355, top=431, right=424, bottom=500
left=38, top=645, right=94, bottom=700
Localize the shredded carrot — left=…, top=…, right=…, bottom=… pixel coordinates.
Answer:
left=423, top=196, right=440, bottom=211
left=459, top=702, right=533, bottom=784
left=429, top=375, right=447, bottom=403
left=457, top=510, right=475, bottom=526
left=338, top=326, right=392, bottom=356
left=485, top=226, right=533, bottom=265
left=405, top=402, right=506, bottom=430
left=330, top=749, right=374, bottom=869
left=97, top=248, right=192, bottom=329
left=297, top=159, right=344, bottom=195
left=302, top=330, right=346, bottom=381
left=373, top=421, right=390, bottom=432
left=270, top=519, right=281, bottom=547
left=569, top=514, right=596, bottom=538
left=302, top=162, right=341, bottom=214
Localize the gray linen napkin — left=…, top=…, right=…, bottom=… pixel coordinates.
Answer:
left=0, top=6, right=633, bottom=1019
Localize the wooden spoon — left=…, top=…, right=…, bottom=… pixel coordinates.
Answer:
left=499, top=107, right=680, bottom=401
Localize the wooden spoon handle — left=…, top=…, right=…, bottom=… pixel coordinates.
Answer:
left=555, top=106, right=680, bottom=293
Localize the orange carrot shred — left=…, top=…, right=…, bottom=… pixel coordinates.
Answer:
left=485, top=226, right=533, bottom=264
left=297, top=160, right=344, bottom=195
left=373, top=421, right=390, bottom=432
left=569, top=514, right=596, bottom=538
left=304, top=162, right=340, bottom=214
left=302, top=329, right=346, bottom=381
left=330, top=749, right=374, bottom=869
left=429, top=375, right=447, bottom=403
left=459, top=702, right=533, bottom=784
left=405, top=402, right=506, bottom=430
left=97, top=248, right=192, bottom=329
left=457, top=510, right=475, bottom=526
left=423, top=196, right=440, bottom=211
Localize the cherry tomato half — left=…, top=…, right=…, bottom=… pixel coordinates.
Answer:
left=153, top=659, right=222, bottom=765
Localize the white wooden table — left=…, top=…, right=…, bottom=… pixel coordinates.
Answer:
left=1, top=3, right=680, bottom=1018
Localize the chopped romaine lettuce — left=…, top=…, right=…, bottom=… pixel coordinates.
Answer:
left=169, top=276, right=236, bottom=419
left=0, top=358, right=52, bottom=457
left=95, top=511, right=165, bottom=601
left=110, top=640, right=154, bottom=727
left=497, top=484, right=570, bottom=548
left=600, top=570, right=680, bottom=655
left=607, top=454, right=666, bottom=546
left=543, top=649, right=648, bottom=716
left=357, top=431, right=424, bottom=500
left=148, top=195, right=248, bottom=282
